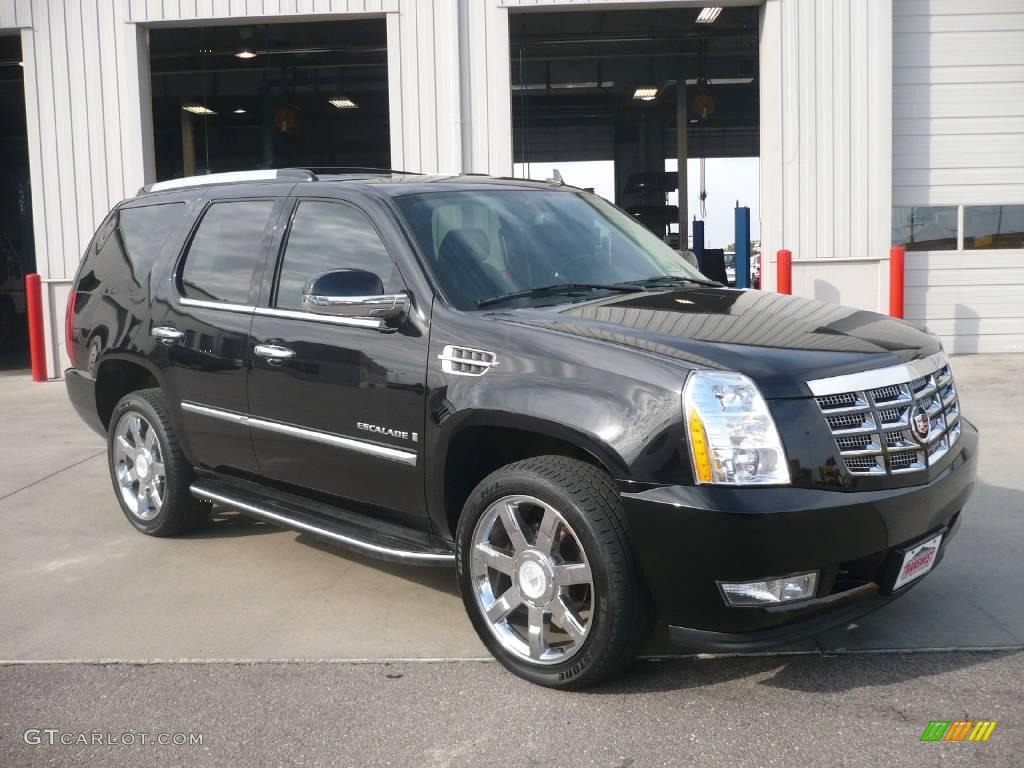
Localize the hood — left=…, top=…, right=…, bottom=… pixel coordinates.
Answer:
left=488, top=288, right=942, bottom=398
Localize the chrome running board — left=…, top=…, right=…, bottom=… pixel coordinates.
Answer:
left=190, top=480, right=455, bottom=567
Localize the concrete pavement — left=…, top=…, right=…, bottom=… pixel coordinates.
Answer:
left=2, top=652, right=1022, bottom=767
left=0, top=354, right=1022, bottom=661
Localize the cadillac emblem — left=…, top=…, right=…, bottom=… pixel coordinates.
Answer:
left=910, top=404, right=931, bottom=443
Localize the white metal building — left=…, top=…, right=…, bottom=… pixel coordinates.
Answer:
left=0, top=0, right=1021, bottom=378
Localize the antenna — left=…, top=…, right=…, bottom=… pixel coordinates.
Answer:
left=546, top=168, right=565, bottom=186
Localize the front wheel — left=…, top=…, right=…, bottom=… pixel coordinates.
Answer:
left=456, top=456, right=650, bottom=689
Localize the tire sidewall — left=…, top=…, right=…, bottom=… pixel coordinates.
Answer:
left=107, top=393, right=181, bottom=536
left=456, top=465, right=625, bottom=689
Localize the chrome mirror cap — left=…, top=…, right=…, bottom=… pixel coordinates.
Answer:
left=301, top=291, right=410, bottom=322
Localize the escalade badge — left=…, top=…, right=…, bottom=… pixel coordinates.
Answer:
left=910, top=405, right=930, bottom=443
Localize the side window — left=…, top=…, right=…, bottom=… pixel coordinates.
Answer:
left=119, top=203, right=187, bottom=279
left=180, top=200, right=275, bottom=304
left=275, top=201, right=403, bottom=311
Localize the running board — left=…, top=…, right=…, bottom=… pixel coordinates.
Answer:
left=190, top=480, right=455, bottom=567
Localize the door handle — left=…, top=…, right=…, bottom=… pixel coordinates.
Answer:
left=152, top=326, right=184, bottom=344
left=254, top=344, right=295, bottom=363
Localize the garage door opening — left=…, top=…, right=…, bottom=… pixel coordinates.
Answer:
left=0, top=34, right=32, bottom=372
left=510, top=6, right=759, bottom=261
left=149, top=19, right=389, bottom=181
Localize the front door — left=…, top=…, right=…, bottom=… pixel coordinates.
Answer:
left=247, top=198, right=430, bottom=529
left=154, top=196, right=284, bottom=475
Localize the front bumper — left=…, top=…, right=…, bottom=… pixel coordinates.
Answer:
left=621, top=418, right=978, bottom=651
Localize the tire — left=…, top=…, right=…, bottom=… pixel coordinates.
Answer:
left=456, top=456, right=651, bottom=689
left=107, top=388, right=206, bottom=537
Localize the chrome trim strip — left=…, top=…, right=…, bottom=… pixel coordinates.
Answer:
left=180, top=401, right=417, bottom=466
left=179, top=297, right=254, bottom=314
left=254, top=306, right=385, bottom=330
left=806, top=352, right=948, bottom=397
left=190, top=484, right=454, bottom=564
left=181, top=401, right=248, bottom=424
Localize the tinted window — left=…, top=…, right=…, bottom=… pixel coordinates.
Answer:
left=964, top=205, right=1024, bottom=250
left=275, top=201, right=402, bottom=310
left=892, top=206, right=957, bottom=251
left=80, top=203, right=187, bottom=292
left=181, top=201, right=275, bottom=304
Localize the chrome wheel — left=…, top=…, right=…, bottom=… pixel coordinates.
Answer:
left=469, top=494, right=595, bottom=665
left=112, top=412, right=166, bottom=522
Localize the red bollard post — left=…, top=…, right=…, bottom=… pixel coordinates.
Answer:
left=777, top=249, right=792, bottom=295
left=25, top=273, right=47, bottom=382
left=889, top=246, right=905, bottom=319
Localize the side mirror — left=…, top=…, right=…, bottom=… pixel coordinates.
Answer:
left=301, top=269, right=409, bottom=325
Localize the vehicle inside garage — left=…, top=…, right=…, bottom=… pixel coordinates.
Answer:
left=0, top=34, right=31, bottom=371
left=509, top=6, right=759, bottom=257
left=149, top=19, right=389, bottom=181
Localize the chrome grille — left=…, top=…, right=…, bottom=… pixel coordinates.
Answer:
left=811, top=355, right=962, bottom=477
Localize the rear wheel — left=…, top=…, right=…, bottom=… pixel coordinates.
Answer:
left=107, top=388, right=206, bottom=536
left=456, top=456, right=650, bottom=689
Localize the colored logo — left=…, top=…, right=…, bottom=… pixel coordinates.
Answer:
left=920, top=721, right=997, bottom=742
left=910, top=404, right=931, bottom=443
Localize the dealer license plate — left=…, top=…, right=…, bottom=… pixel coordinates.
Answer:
left=893, top=534, right=943, bottom=591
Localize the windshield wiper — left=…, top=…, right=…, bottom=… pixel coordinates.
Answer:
left=478, top=283, right=645, bottom=309
left=624, top=275, right=722, bottom=288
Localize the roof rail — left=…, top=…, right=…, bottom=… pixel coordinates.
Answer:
left=288, top=166, right=423, bottom=176
left=140, top=168, right=316, bottom=195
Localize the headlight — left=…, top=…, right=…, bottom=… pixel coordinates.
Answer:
left=683, top=370, right=790, bottom=485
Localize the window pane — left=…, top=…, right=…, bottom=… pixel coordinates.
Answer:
left=181, top=201, right=275, bottom=304
left=892, top=206, right=958, bottom=251
left=964, top=205, right=1024, bottom=250
left=120, top=203, right=187, bottom=280
left=275, top=201, right=402, bottom=311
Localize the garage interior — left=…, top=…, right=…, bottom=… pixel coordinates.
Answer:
left=509, top=5, right=759, bottom=252
left=149, top=19, right=390, bottom=181
left=0, top=34, right=31, bottom=371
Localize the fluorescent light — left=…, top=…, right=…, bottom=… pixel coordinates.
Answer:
left=233, top=108, right=247, bottom=114
left=182, top=104, right=217, bottom=115
left=696, top=7, right=723, bottom=23
left=329, top=97, right=359, bottom=109
left=633, top=87, right=659, bottom=102
left=234, top=49, right=257, bottom=59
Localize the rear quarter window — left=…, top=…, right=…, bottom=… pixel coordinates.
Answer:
left=77, top=202, right=187, bottom=293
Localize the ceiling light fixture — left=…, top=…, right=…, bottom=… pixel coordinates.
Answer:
left=182, top=104, right=217, bottom=115
left=233, top=108, right=247, bottom=114
left=633, top=87, right=659, bottom=102
left=696, top=7, right=723, bottom=23
left=234, top=49, right=257, bottom=59
left=329, top=97, right=359, bottom=109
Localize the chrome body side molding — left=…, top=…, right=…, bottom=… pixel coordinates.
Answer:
left=180, top=401, right=417, bottom=466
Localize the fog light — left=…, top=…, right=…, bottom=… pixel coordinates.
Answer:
left=719, top=572, right=818, bottom=606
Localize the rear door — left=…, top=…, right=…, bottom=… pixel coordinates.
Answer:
left=152, top=193, right=286, bottom=474
left=247, top=196, right=430, bottom=529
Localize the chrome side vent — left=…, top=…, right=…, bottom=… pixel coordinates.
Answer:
left=438, top=345, right=499, bottom=377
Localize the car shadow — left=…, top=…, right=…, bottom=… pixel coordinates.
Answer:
left=188, top=507, right=280, bottom=538
left=585, top=648, right=1021, bottom=695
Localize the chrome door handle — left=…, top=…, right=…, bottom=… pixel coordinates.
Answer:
left=254, top=344, right=295, bottom=361
left=151, top=326, right=184, bottom=344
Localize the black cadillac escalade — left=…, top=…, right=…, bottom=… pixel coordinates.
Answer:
left=65, top=169, right=978, bottom=688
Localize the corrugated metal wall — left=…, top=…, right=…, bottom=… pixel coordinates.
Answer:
left=0, top=0, right=465, bottom=377
left=760, top=0, right=893, bottom=314
left=895, top=0, right=1024, bottom=353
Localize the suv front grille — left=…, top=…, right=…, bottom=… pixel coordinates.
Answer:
left=813, top=358, right=961, bottom=476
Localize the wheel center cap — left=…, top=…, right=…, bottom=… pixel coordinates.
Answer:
left=135, top=454, right=150, bottom=479
left=517, top=560, right=548, bottom=600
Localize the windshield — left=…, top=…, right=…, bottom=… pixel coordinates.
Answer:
left=393, top=188, right=708, bottom=310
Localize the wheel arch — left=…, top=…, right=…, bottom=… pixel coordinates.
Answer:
left=435, top=412, right=628, bottom=542
left=95, top=354, right=163, bottom=430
